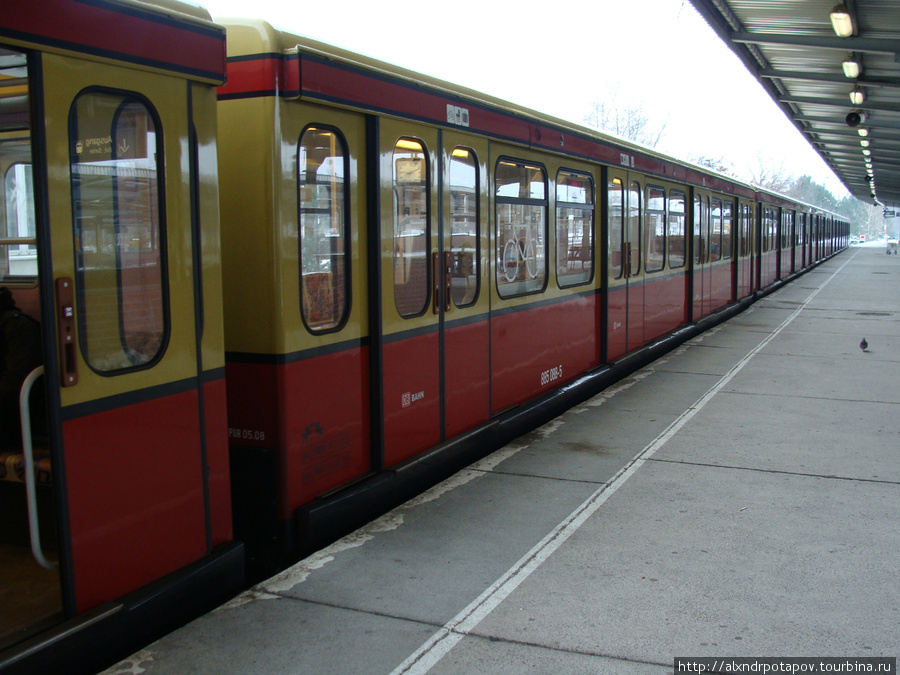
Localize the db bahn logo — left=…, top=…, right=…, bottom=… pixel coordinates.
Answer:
left=402, top=391, right=425, bottom=408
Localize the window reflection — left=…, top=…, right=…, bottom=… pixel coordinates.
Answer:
left=449, top=147, right=478, bottom=307
left=299, top=126, right=349, bottom=332
left=393, top=138, right=429, bottom=317
left=70, top=91, right=166, bottom=371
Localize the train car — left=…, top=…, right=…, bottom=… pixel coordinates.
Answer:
left=0, top=2, right=242, bottom=673
left=213, top=17, right=848, bottom=577
left=0, top=3, right=850, bottom=669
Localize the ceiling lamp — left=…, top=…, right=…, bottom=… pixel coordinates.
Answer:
left=860, top=139, right=870, bottom=148
left=849, top=87, right=865, bottom=105
left=846, top=110, right=867, bottom=126
left=858, top=127, right=869, bottom=137
left=862, top=149, right=872, bottom=156
left=830, top=4, right=854, bottom=37
left=842, top=58, right=861, bottom=78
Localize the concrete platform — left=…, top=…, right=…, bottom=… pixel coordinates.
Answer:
left=105, top=246, right=899, bottom=674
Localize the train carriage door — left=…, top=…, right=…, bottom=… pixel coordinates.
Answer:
left=625, top=178, right=644, bottom=351
left=692, top=191, right=712, bottom=318
left=37, top=53, right=218, bottom=615
left=378, top=121, right=490, bottom=466
left=441, top=133, right=489, bottom=439
left=607, top=170, right=643, bottom=357
left=378, top=121, right=440, bottom=467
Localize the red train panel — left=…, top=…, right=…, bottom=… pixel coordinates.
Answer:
left=227, top=349, right=371, bottom=518
left=491, top=295, right=600, bottom=413
left=64, top=391, right=207, bottom=612
left=383, top=333, right=441, bottom=467
left=444, top=319, right=491, bottom=439
left=643, top=273, right=690, bottom=343
left=204, top=377, right=234, bottom=546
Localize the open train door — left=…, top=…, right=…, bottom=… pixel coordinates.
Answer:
left=1, top=6, right=239, bottom=667
left=0, top=46, right=64, bottom=651
left=39, top=48, right=235, bottom=615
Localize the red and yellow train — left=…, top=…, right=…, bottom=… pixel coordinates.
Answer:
left=0, top=1, right=848, bottom=671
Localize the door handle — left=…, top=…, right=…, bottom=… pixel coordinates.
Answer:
left=444, top=251, right=452, bottom=312
left=56, top=277, right=78, bottom=386
left=20, top=366, right=56, bottom=570
left=432, top=252, right=440, bottom=314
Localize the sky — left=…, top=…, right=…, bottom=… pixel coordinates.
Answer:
left=197, top=0, right=849, bottom=198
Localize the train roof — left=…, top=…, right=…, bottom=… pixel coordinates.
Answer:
left=218, top=20, right=757, bottom=195
left=217, top=17, right=843, bottom=221
left=2, top=0, right=226, bottom=84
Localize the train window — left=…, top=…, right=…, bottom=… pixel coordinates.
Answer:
left=739, top=203, right=751, bottom=257
left=644, top=185, right=665, bottom=273
left=627, top=182, right=641, bottom=276
left=608, top=178, right=624, bottom=279
left=667, top=190, right=686, bottom=268
left=393, top=138, right=430, bottom=317
left=449, top=147, right=479, bottom=307
left=783, top=211, right=793, bottom=249
left=298, top=126, right=349, bottom=332
left=710, top=198, right=722, bottom=261
left=496, top=159, right=546, bottom=297
left=722, top=200, right=733, bottom=259
left=694, top=194, right=710, bottom=263
left=3, top=156, right=37, bottom=278
left=69, top=90, right=168, bottom=372
left=556, top=170, right=593, bottom=287
left=0, top=49, right=36, bottom=280
left=762, top=208, right=774, bottom=253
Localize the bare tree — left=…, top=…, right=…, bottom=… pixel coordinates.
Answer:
left=583, top=84, right=668, bottom=149
left=690, top=155, right=738, bottom=178
left=747, top=152, right=794, bottom=194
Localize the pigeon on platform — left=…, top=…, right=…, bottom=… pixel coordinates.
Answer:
left=860, top=337, right=868, bottom=352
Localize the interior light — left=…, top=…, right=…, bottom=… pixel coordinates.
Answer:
left=858, top=127, right=869, bottom=137
left=860, top=139, right=870, bottom=148
left=830, top=4, right=854, bottom=37
left=849, top=87, right=865, bottom=105
left=842, top=58, right=861, bottom=78
left=862, top=149, right=872, bottom=156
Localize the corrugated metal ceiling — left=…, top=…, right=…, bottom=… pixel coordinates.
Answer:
left=688, top=0, right=900, bottom=210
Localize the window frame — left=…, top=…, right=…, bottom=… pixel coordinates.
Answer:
left=608, top=177, right=625, bottom=280
left=667, top=189, right=686, bottom=269
left=555, top=168, right=594, bottom=288
left=297, top=124, right=352, bottom=334
left=495, top=157, right=548, bottom=298
left=392, top=137, right=431, bottom=318
left=722, top=199, right=733, bottom=260
left=644, top=184, right=665, bottom=274
left=68, top=86, right=170, bottom=375
left=448, top=145, right=480, bottom=308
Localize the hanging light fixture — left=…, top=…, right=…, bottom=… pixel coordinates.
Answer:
left=857, top=127, right=869, bottom=137
left=842, top=58, right=861, bottom=78
left=849, top=87, right=865, bottom=105
left=860, top=139, right=870, bottom=148
left=830, top=4, right=854, bottom=37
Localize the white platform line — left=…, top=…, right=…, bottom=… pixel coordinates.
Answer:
left=391, top=255, right=852, bottom=675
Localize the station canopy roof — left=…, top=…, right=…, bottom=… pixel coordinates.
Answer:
left=689, top=0, right=900, bottom=210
